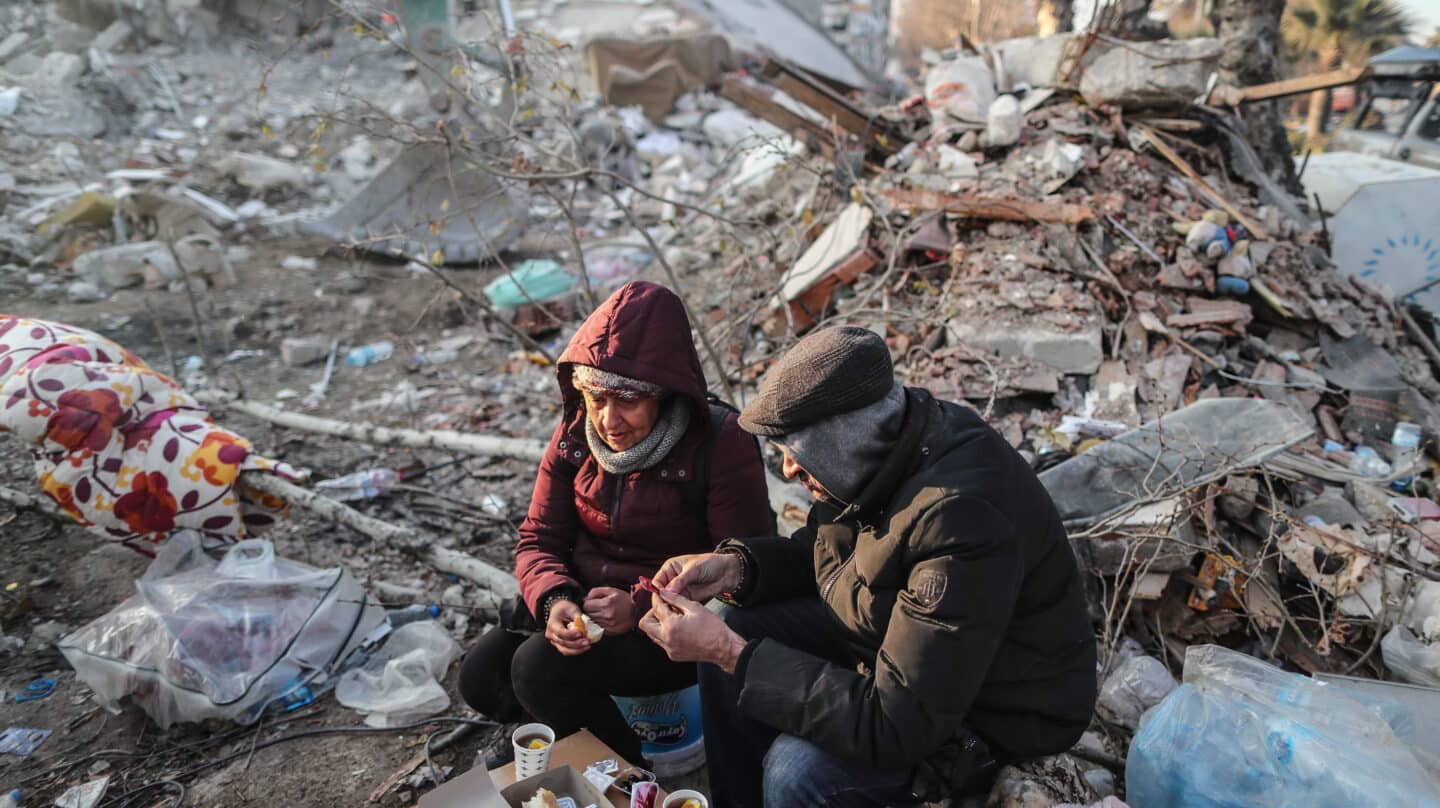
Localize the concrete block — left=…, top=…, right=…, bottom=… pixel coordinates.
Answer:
left=281, top=337, right=331, bottom=367
left=1080, top=38, right=1221, bottom=109
left=72, top=241, right=179, bottom=291
left=947, top=317, right=1104, bottom=375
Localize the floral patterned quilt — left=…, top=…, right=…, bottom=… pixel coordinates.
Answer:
left=0, top=315, right=306, bottom=554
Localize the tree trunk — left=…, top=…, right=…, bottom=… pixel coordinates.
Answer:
left=1037, top=0, right=1074, bottom=36
left=1210, top=0, right=1302, bottom=195
left=1305, top=49, right=1345, bottom=145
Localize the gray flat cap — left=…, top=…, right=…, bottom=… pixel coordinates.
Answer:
left=739, top=326, right=894, bottom=436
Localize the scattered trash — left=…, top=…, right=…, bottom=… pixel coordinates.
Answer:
left=484, top=260, right=578, bottom=310
left=1097, top=654, right=1176, bottom=730
left=0, top=727, right=51, bottom=756
left=346, top=341, right=395, bottom=368
left=13, top=678, right=55, bottom=703
left=53, top=777, right=109, bottom=808
left=316, top=468, right=401, bottom=502
left=57, top=533, right=385, bottom=728
left=1128, top=645, right=1440, bottom=805
left=335, top=620, right=459, bottom=728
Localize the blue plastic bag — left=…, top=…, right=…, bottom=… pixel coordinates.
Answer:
left=1126, top=645, right=1440, bottom=807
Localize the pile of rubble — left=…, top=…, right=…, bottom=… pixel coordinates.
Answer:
left=6, top=0, right=1440, bottom=804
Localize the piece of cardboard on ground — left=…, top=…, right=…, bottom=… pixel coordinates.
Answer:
left=418, top=730, right=666, bottom=808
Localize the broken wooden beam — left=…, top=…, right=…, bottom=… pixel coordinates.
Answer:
left=1207, top=65, right=1369, bottom=106
left=720, top=76, right=836, bottom=158
left=758, top=60, right=906, bottom=154
left=1134, top=126, right=1270, bottom=240
left=195, top=391, right=546, bottom=463
left=880, top=188, right=1095, bottom=225
left=1164, top=299, right=1254, bottom=329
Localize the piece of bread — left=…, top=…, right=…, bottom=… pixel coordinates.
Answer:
left=579, top=613, right=605, bottom=643
left=521, top=787, right=560, bottom=808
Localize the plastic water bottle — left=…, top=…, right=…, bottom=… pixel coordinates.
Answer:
left=315, top=468, right=400, bottom=501
left=1349, top=446, right=1392, bottom=478
left=415, top=348, right=459, bottom=365
left=346, top=341, right=394, bottom=367
left=1390, top=422, right=1422, bottom=486
left=388, top=604, right=442, bottom=627
left=1, top=789, right=22, bottom=807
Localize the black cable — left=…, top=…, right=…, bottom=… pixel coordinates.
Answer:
left=99, top=717, right=497, bottom=807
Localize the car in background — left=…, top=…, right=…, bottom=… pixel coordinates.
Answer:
left=1329, top=46, right=1440, bottom=170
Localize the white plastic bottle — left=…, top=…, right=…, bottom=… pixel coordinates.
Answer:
left=345, top=341, right=395, bottom=367
left=1390, top=422, right=1422, bottom=479
left=315, top=468, right=400, bottom=501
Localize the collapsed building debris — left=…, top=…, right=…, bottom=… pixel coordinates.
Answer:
left=7, top=0, right=1440, bottom=805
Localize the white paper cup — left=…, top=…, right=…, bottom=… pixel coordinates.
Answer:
left=511, top=722, right=555, bottom=779
left=662, top=790, right=708, bottom=808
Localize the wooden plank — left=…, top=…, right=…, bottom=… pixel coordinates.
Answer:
left=880, top=188, right=1095, bottom=225
left=1135, top=126, right=1270, bottom=240
left=760, top=60, right=905, bottom=154
left=1208, top=66, right=1370, bottom=105
left=719, top=77, right=835, bottom=157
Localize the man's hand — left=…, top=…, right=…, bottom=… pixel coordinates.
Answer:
left=652, top=552, right=741, bottom=602
left=583, top=586, right=637, bottom=634
left=544, top=598, right=591, bottom=656
left=638, top=590, right=749, bottom=673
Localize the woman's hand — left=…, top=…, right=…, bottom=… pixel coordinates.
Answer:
left=639, top=590, right=749, bottom=673
left=583, top=587, right=637, bottom=634
left=544, top=598, right=591, bottom=656
left=652, top=552, right=742, bottom=602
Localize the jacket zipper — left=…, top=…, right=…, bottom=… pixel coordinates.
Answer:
left=609, top=471, right=624, bottom=535
left=821, top=547, right=855, bottom=603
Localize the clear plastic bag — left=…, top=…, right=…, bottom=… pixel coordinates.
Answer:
left=1097, top=654, right=1176, bottom=730
left=58, top=533, right=385, bottom=729
left=1383, top=626, right=1440, bottom=688
left=1382, top=580, right=1440, bottom=687
left=336, top=620, right=459, bottom=727
left=1127, top=645, right=1440, bottom=807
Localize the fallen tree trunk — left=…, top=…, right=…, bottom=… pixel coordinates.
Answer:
left=241, top=471, right=519, bottom=603
left=195, top=390, right=547, bottom=463
left=0, top=484, right=66, bottom=520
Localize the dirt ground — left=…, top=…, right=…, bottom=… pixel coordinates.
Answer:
left=1, top=237, right=590, bottom=806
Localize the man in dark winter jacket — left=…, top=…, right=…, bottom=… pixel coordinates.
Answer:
left=640, top=326, right=1097, bottom=808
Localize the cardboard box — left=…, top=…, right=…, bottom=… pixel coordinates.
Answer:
left=418, top=731, right=666, bottom=808
left=421, top=765, right=607, bottom=808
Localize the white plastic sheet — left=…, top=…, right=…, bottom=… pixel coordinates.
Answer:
left=58, top=533, right=385, bottom=728
left=336, top=620, right=459, bottom=728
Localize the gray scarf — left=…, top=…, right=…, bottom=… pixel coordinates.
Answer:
left=586, top=397, right=692, bottom=475
left=779, top=385, right=906, bottom=506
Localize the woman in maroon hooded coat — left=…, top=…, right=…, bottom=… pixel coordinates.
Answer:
left=459, top=281, right=774, bottom=763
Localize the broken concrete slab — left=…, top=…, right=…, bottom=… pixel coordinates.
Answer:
left=214, top=152, right=308, bottom=194
left=947, top=316, right=1104, bottom=375
left=91, top=19, right=133, bottom=53
left=0, top=32, right=30, bottom=64
left=38, top=52, right=87, bottom=87
left=72, top=241, right=180, bottom=292
left=1079, top=38, right=1222, bottom=109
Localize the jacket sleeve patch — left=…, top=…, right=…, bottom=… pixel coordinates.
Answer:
left=911, top=567, right=947, bottom=610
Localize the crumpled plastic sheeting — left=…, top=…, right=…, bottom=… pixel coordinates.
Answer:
left=0, top=315, right=306, bottom=553
left=1039, top=398, right=1313, bottom=530
left=1382, top=579, right=1440, bottom=688
left=1127, top=644, right=1440, bottom=807
left=336, top=620, right=459, bottom=727
left=58, top=533, right=385, bottom=728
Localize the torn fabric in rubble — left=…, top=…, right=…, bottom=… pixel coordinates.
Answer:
left=0, top=315, right=305, bottom=553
